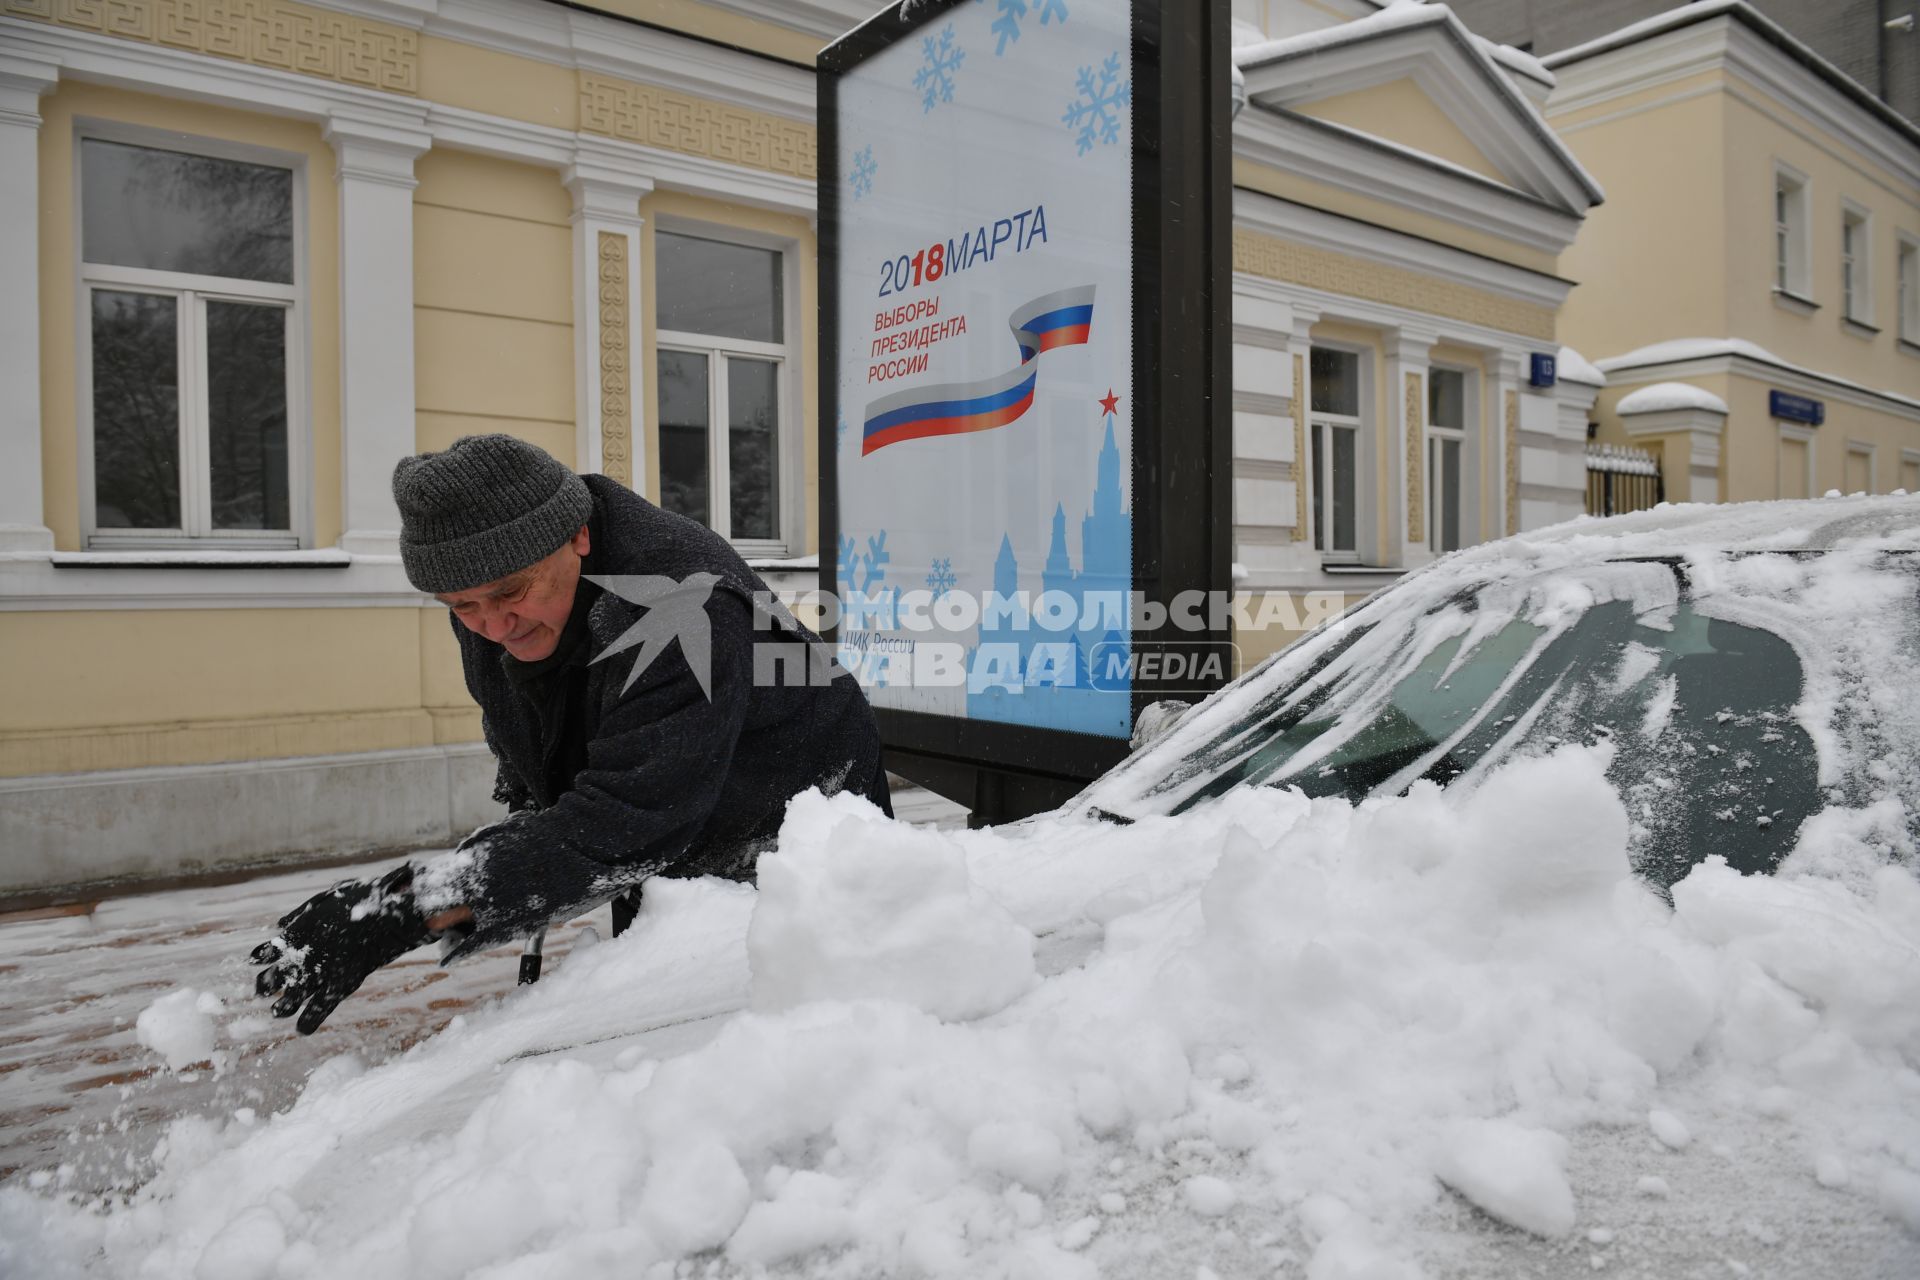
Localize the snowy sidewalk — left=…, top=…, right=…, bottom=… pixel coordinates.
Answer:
left=0, top=781, right=966, bottom=1192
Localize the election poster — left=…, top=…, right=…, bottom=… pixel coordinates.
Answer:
left=829, top=0, right=1136, bottom=740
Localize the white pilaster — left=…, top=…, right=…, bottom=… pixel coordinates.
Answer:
left=565, top=154, right=652, bottom=490
left=0, top=55, right=61, bottom=553
left=1388, top=327, right=1436, bottom=567
left=1622, top=405, right=1727, bottom=505
left=325, top=110, right=430, bottom=558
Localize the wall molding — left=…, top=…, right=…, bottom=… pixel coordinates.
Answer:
left=1234, top=105, right=1585, bottom=256
left=597, top=229, right=634, bottom=486
left=1505, top=389, right=1520, bottom=535
left=1597, top=351, right=1920, bottom=424
left=579, top=70, right=814, bottom=180
left=1, top=13, right=819, bottom=206
left=2, top=0, right=420, bottom=94
left=1232, top=227, right=1557, bottom=342
left=1234, top=187, right=1574, bottom=313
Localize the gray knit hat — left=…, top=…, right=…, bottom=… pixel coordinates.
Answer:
left=392, top=434, right=594, bottom=593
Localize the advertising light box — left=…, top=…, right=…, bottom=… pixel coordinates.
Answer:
left=821, top=0, right=1231, bottom=812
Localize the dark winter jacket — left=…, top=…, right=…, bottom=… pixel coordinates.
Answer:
left=418, top=475, right=888, bottom=958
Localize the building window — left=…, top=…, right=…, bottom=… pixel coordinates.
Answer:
left=1899, top=237, right=1919, bottom=344
left=1427, top=367, right=1470, bottom=553
left=1309, top=346, right=1363, bottom=560
left=1845, top=443, right=1874, bottom=495
left=1774, top=167, right=1809, bottom=299
left=1841, top=204, right=1872, bottom=325
left=655, top=230, right=789, bottom=548
left=79, top=136, right=300, bottom=546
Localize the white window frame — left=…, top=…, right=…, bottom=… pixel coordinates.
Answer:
left=1898, top=233, right=1920, bottom=347
left=1307, top=342, right=1371, bottom=564
left=74, top=120, right=309, bottom=551
left=1424, top=363, right=1478, bottom=553
left=1773, top=162, right=1811, bottom=302
left=1840, top=200, right=1874, bottom=329
left=1900, top=448, right=1920, bottom=494
left=652, top=217, right=801, bottom=558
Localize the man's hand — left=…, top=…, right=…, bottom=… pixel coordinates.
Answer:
left=250, top=864, right=433, bottom=1035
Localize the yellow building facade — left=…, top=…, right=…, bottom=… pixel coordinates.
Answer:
left=0, top=0, right=853, bottom=892
left=1543, top=1, right=1920, bottom=503
left=0, top=0, right=1604, bottom=892
left=1225, top=0, right=1601, bottom=668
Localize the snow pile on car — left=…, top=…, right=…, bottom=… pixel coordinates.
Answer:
left=5, top=742, right=1918, bottom=1278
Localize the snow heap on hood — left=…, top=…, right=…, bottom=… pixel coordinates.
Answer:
left=6, top=737, right=1919, bottom=1277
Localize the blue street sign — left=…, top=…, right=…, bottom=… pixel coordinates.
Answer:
left=1769, top=390, right=1824, bottom=426
left=1529, top=352, right=1557, bottom=388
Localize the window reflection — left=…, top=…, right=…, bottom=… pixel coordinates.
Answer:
left=727, top=358, right=779, bottom=541
left=92, top=291, right=181, bottom=530
left=659, top=349, right=712, bottom=527
left=655, top=232, right=782, bottom=343
left=207, top=301, right=289, bottom=530
left=82, top=140, right=293, bottom=284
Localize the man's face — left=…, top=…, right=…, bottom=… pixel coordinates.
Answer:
left=437, top=525, right=591, bottom=661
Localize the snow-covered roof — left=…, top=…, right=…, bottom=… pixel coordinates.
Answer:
left=1616, top=382, right=1729, bottom=416
left=1597, top=337, right=1920, bottom=414
left=1555, top=344, right=1605, bottom=387
left=1542, top=0, right=1920, bottom=150
left=1232, top=1, right=1602, bottom=207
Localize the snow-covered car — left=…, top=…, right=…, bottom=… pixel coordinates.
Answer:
left=6, top=497, right=1918, bottom=1279
left=1079, top=494, right=1920, bottom=890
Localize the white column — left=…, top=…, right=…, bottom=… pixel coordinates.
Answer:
left=1494, top=351, right=1526, bottom=538
left=325, top=111, right=430, bottom=558
left=0, top=56, right=60, bottom=553
left=564, top=159, right=652, bottom=490
left=1388, top=327, right=1436, bottom=566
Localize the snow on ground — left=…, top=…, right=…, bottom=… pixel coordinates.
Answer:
left=3, top=745, right=1916, bottom=1279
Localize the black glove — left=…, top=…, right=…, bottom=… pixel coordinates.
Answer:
left=250, top=863, right=434, bottom=1035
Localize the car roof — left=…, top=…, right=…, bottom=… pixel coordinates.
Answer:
left=1488, top=493, right=1920, bottom=559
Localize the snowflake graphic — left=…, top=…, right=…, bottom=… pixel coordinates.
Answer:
left=835, top=534, right=860, bottom=591
left=857, top=531, right=891, bottom=595
left=1062, top=51, right=1130, bottom=155
left=836, top=410, right=850, bottom=450
left=976, top=0, right=1067, bottom=56
left=988, top=0, right=1024, bottom=54
left=849, top=145, right=876, bottom=200
left=912, top=24, right=964, bottom=113
left=925, top=557, right=957, bottom=600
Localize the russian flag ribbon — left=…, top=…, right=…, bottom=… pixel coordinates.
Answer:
left=862, top=285, right=1095, bottom=456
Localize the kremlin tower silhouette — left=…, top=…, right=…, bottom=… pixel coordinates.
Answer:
left=967, top=401, right=1132, bottom=737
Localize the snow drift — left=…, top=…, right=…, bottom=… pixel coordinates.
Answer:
left=4, top=739, right=1917, bottom=1278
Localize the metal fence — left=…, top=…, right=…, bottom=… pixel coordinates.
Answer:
left=1585, top=443, right=1664, bottom=517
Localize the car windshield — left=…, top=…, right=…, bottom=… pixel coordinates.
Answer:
left=1118, top=560, right=1823, bottom=886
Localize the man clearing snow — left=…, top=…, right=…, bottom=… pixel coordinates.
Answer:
left=251, top=434, right=890, bottom=1033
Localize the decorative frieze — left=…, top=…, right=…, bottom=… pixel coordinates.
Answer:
left=3, top=0, right=419, bottom=95
left=1505, top=390, right=1520, bottom=536
left=597, top=230, right=632, bottom=488
left=1234, top=229, right=1554, bottom=342
left=1404, top=371, right=1423, bottom=543
left=579, top=72, right=815, bottom=179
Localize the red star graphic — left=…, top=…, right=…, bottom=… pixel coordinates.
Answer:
left=1098, top=389, right=1120, bottom=417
